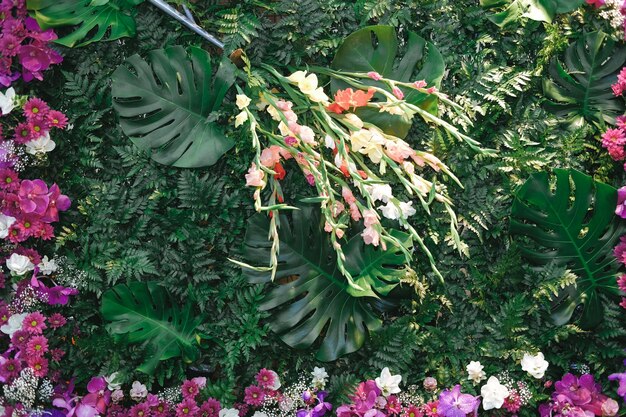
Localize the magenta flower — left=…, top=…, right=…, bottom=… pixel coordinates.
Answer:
left=616, top=187, right=626, bottom=218
left=129, top=402, right=150, bottom=417
left=614, top=236, right=626, bottom=265
left=83, top=376, right=111, bottom=415
left=176, top=398, right=200, bottom=417
left=43, top=284, right=78, bottom=305
left=49, top=312, right=67, bottom=328
left=26, top=334, right=48, bottom=357
left=256, top=368, right=277, bottom=389
left=182, top=379, right=200, bottom=399
left=199, top=399, right=221, bottom=417
left=437, top=385, right=480, bottom=417
left=22, top=311, right=46, bottom=334
left=18, top=179, right=49, bottom=215
left=244, top=385, right=265, bottom=406
left=608, top=370, right=626, bottom=402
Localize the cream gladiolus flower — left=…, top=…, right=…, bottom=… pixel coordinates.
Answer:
left=287, top=70, right=307, bottom=84
left=236, top=94, right=252, bottom=110
left=235, top=111, right=249, bottom=127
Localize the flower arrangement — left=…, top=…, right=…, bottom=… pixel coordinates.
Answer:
left=539, top=373, right=620, bottom=417
left=0, top=1, right=63, bottom=86
left=234, top=63, right=487, bottom=284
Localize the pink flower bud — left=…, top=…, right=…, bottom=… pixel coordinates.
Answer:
left=367, top=71, right=383, bottom=81
left=392, top=87, right=404, bottom=100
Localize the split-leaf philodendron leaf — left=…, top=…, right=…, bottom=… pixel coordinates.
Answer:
left=112, top=46, right=236, bottom=168
left=510, top=169, right=626, bottom=328
left=243, top=205, right=412, bottom=361
left=480, top=0, right=584, bottom=27
left=331, top=25, right=445, bottom=139
left=101, top=281, right=203, bottom=374
left=27, top=0, right=144, bottom=47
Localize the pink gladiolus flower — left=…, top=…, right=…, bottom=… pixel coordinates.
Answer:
left=362, top=209, right=378, bottom=227
left=367, top=71, right=383, bottom=81
left=392, top=86, right=404, bottom=100
left=413, top=80, right=427, bottom=89
left=260, top=146, right=282, bottom=168
left=245, top=163, right=265, bottom=187
left=361, top=226, right=380, bottom=246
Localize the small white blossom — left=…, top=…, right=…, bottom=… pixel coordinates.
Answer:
left=311, top=367, right=328, bottom=388
left=466, top=361, right=486, bottom=384
left=481, top=376, right=509, bottom=410
left=6, top=253, right=35, bottom=275
left=38, top=256, right=58, bottom=276
left=367, top=184, right=393, bottom=203
left=130, top=381, right=148, bottom=401
left=375, top=367, right=402, bottom=396
left=235, top=111, right=248, bottom=127
left=219, top=409, right=240, bottom=417
left=25, top=132, right=56, bottom=155
left=0, top=88, right=16, bottom=115
left=399, top=201, right=416, bottom=219
left=521, top=352, right=549, bottom=379
left=379, top=202, right=401, bottom=220
left=0, top=313, right=27, bottom=337
left=324, top=134, right=336, bottom=150
left=0, top=214, right=16, bottom=239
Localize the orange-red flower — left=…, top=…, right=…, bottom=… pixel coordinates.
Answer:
left=328, top=88, right=375, bottom=114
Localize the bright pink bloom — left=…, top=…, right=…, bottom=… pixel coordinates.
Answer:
left=23, top=97, right=49, bottom=119
left=367, top=71, right=383, bottom=81
left=27, top=356, right=48, bottom=377
left=617, top=187, right=626, bottom=218
left=42, top=183, right=71, bottom=222
left=26, top=335, right=48, bottom=357
left=23, top=311, right=46, bottom=334
left=47, top=110, right=68, bottom=129
left=586, top=0, right=605, bottom=8
left=392, top=86, right=404, bottom=100
left=244, top=385, right=265, bottom=406
left=260, top=146, right=282, bottom=168
left=199, top=398, right=221, bottom=417
left=413, top=80, right=427, bottom=89
left=614, top=236, right=626, bottom=264
left=176, top=398, right=200, bottom=417
left=84, top=377, right=111, bottom=415
left=361, top=226, right=380, bottom=246
left=182, top=379, right=200, bottom=399
left=245, top=163, right=265, bottom=187
left=49, top=313, right=67, bottom=328
left=403, top=405, right=423, bottom=417
left=256, top=368, right=277, bottom=389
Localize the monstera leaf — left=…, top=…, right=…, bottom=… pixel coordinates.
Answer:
left=510, top=169, right=626, bottom=328
left=112, top=46, right=236, bottom=168
left=331, top=25, right=445, bottom=139
left=543, top=31, right=626, bottom=129
left=243, top=206, right=412, bottom=361
left=27, top=0, right=144, bottom=47
left=101, top=281, right=203, bottom=374
left=480, top=0, right=584, bottom=27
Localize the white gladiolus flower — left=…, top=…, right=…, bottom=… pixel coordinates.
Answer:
left=25, top=132, right=56, bottom=155
left=286, top=71, right=307, bottom=84
left=6, top=253, right=35, bottom=275
left=0, top=88, right=16, bottom=115
left=375, top=367, right=402, bottom=396
left=235, top=111, right=248, bottom=128
left=481, top=376, right=510, bottom=410
left=379, top=202, right=401, bottom=220
left=367, top=184, right=393, bottom=203
left=0, top=214, right=16, bottom=239
left=521, top=352, right=549, bottom=379
left=399, top=201, right=416, bottom=219
left=236, top=94, right=252, bottom=110
left=466, top=361, right=486, bottom=383
left=0, top=313, right=27, bottom=337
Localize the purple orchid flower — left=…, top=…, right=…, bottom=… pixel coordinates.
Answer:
left=616, top=187, right=626, bottom=218
left=18, top=179, right=49, bottom=215
left=608, top=371, right=626, bottom=401
left=437, top=385, right=480, bottom=417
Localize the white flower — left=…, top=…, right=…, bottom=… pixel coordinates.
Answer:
left=6, top=253, right=35, bottom=276
left=311, top=367, right=328, bottom=388
left=252, top=412, right=268, bottom=417
left=38, top=256, right=58, bottom=276
left=399, top=201, right=416, bottom=219
left=521, top=352, right=549, bottom=379
left=367, top=184, right=393, bottom=203
left=379, top=202, right=401, bottom=220
left=219, top=409, right=240, bottom=417
left=375, top=367, right=402, bottom=396
left=0, top=313, right=27, bottom=338
left=344, top=113, right=364, bottom=129
left=105, top=372, right=122, bottom=391
left=25, top=132, right=56, bottom=155
left=236, top=94, right=252, bottom=110
left=129, top=381, right=147, bottom=401
left=0, top=214, right=16, bottom=239
left=324, top=135, right=335, bottom=150
left=111, top=389, right=124, bottom=403
left=307, top=87, right=330, bottom=104
left=0, top=88, right=16, bottom=115
left=287, top=71, right=307, bottom=84
left=481, top=376, right=509, bottom=410
left=235, top=111, right=248, bottom=127
left=466, top=361, right=486, bottom=383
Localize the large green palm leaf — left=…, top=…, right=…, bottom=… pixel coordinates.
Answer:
left=510, top=169, right=626, bottom=328
left=543, top=31, right=626, bottom=128
left=243, top=206, right=412, bottom=361
left=101, top=281, right=203, bottom=374
left=480, top=0, right=584, bottom=27
left=27, top=0, right=144, bottom=47
left=112, top=46, right=236, bottom=168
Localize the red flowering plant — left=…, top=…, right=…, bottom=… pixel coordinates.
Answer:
left=233, top=60, right=489, bottom=286
left=0, top=0, right=63, bottom=86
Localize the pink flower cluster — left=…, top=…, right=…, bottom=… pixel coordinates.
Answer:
left=52, top=376, right=221, bottom=417
left=3, top=97, right=68, bottom=145
left=612, top=235, right=626, bottom=309
left=243, top=368, right=281, bottom=407
left=0, top=169, right=70, bottom=243
left=0, top=309, right=67, bottom=386
left=0, top=1, right=62, bottom=86
left=539, top=374, right=619, bottom=417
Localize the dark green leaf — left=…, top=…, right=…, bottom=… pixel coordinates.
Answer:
left=243, top=206, right=412, bottom=361
left=480, top=0, right=584, bottom=27
left=543, top=31, right=626, bottom=128
left=101, top=281, right=203, bottom=373
left=27, top=0, right=144, bottom=47
left=331, top=25, right=445, bottom=139
left=112, top=46, right=236, bottom=168
left=510, top=169, right=626, bottom=328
